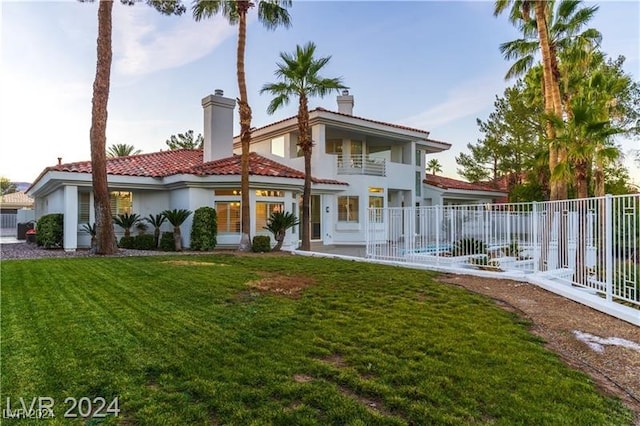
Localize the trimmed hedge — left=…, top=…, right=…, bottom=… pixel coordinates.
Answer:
left=134, top=234, right=156, bottom=250
left=119, top=236, right=135, bottom=249
left=36, top=214, right=63, bottom=248
left=190, top=207, right=217, bottom=251
left=159, top=232, right=175, bottom=252
left=252, top=235, right=271, bottom=253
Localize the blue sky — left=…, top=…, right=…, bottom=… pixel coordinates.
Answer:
left=1, top=0, right=638, bottom=184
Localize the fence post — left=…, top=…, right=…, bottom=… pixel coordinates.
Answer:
left=435, top=205, right=440, bottom=255
left=532, top=201, right=539, bottom=273
left=605, top=195, right=613, bottom=302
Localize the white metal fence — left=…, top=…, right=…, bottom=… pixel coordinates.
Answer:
left=366, top=194, right=639, bottom=310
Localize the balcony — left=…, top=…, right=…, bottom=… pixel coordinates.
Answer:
left=336, top=154, right=386, bottom=176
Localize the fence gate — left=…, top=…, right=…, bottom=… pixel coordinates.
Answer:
left=0, top=212, right=18, bottom=237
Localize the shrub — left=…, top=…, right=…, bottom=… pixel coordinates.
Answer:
left=119, top=236, right=135, bottom=249
left=252, top=235, right=271, bottom=253
left=36, top=214, right=63, bottom=248
left=159, top=232, right=176, bottom=252
left=451, top=238, right=486, bottom=256
left=133, top=234, right=156, bottom=250
left=190, top=207, right=217, bottom=251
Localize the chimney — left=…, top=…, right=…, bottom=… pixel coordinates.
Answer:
left=337, top=89, right=354, bottom=115
left=202, top=89, right=236, bottom=163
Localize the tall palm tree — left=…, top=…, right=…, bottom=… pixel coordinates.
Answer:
left=193, top=0, right=292, bottom=252
left=261, top=42, right=347, bottom=251
left=426, top=159, right=442, bottom=175
left=162, top=209, right=192, bottom=251
left=107, top=143, right=142, bottom=158
left=495, top=0, right=599, bottom=201
left=86, top=0, right=185, bottom=255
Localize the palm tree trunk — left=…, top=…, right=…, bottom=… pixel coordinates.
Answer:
left=535, top=1, right=569, bottom=269
left=595, top=150, right=605, bottom=196
left=174, top=226, right=182, bottom=251
left=237, top=2, right=252, bottom=252
left=534, top=2, right=560, bottom=201
left=273, top=231, right=284, bottom=252
left=154, top=227, right=160, bottom=248
left=90, top=0, right=117, bottom=255
left=299, top=94, right=311, bottom=251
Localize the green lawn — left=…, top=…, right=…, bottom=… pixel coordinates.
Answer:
left=1, top=254, right=633, bottom=425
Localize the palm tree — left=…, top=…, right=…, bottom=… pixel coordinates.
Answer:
left=261, top=42, right=347, bottom=251
left=495, top=0, right=599, bottom=201
left=162, top=209, right=192, bottom=251
left=426, top=159, right=442, bottom=175
left=165, top=130, right=204, bottom=150
left=264, top=211, right=299, bottom=251
left=87, top=0, right=185, bottom=255
left=144, top=213, right=167, bottom=248
left=113, top=212, right=141, bottom=238
left=193, top=0, right=292, bottom=252
left=107, top=143, right=142, bottom=158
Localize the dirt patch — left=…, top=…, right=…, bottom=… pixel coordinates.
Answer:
left=320, top=353, right=348, bottom=369
left=437, top=273, right=640, bottom=423
left=161, top=260, right=228, bottom=266
left=293, top=374, right=314, bottom=383
left=246, top=272, right=315, bottom=297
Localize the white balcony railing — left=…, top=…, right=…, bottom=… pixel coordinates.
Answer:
left=336, top=154, right=386, bottom=176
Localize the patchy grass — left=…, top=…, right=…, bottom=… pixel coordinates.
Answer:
left=1, top=255, right=633, bottom=425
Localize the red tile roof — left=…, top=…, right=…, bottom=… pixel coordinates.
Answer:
left=191, top=152, right=347, bottom=185
left=32, top=149, right=346, bottom=187
left=0, top=191, right=34, bottom=208
left=424, top=174, right=506, bottom=193
left=244, top=107, right=437, bottom=138
left=47, top=149, right=203, bottom=178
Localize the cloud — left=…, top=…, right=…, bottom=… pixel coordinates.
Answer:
left=398, top=74, right=506, bottom=130
left=112, top=6, right=237, bottom=77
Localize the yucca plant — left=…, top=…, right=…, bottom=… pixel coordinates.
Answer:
left=264, top=211, right=299, bottom=251
left=112, top=213, right=140, bottom=238
left=81, top=223, right=97, bottom=250
left=161, top=209, right=192, bottom=251
left=144, top=213, right=167, bottom=248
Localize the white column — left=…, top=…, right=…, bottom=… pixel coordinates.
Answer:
left=311, top=124, right=326, bottom=172
left=249, top=189, right=257, bottom=243
left=63, top=185, right=78, bottom=252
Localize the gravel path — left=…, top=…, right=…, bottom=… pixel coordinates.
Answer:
left=0, top=242, right=189, bottom=260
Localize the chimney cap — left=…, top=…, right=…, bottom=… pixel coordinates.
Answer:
left=57, top=157, right=62, bottom=165
left=214, top=89, right=224, bottom=96
left=341, top=89, right=349, bottom=96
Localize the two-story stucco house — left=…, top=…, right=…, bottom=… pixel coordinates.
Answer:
left=27, top=90, right=505, bottom=251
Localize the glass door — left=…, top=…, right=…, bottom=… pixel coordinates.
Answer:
left=299, top=194, right=322, bottom=240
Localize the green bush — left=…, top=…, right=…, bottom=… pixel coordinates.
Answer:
left=36, top=214, right=63, bottom=248
left=159, top=232, right=176, bottom=252
left=252, top=235, right=271, bottom=253
left=133, top=234, right=156, bottom=250
left=190, top=207, right=217, bottom=251
left=119, top=236, right=135, bottom=249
